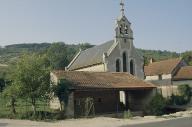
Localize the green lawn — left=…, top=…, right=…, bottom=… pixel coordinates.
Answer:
left=0, top=93, right=52, bottom=118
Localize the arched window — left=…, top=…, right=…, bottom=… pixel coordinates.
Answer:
left=120, top=25, right=123, bottom=34
left=123, top=52, right=127, bottom=72
left=116, top=59, right=121, bottom=72
left=125, top=25, right=128, bottom=34
left=130, top=60, right=135, bottom=75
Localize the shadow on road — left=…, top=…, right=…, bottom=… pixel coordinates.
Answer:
left=0, top=123, right=8, bottom=127
left=120, top=117, right=192, bottom=127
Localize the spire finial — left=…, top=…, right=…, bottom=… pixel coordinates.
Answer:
left=120, top=0, right=125, bottom=16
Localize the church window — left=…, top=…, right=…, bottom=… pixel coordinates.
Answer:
left=124, top=38, right=126, bottom=43
left=116, top=59, right=121, bottom=72
left=122, top=52, right=127, bottom=72
left=120, top=25, right=123, bottom=34
left=130, top=60, right=135, bottom=75
left=125, top=25, right=128, bottom=34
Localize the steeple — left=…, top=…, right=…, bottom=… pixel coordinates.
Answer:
left=120, top=0, right=125, bottom=16
left=115, top=0, right=133, bottom=43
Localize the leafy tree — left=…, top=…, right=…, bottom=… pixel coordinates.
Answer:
left=2, top=83, right=19, bottom=114
left=78, top=43, right=94, bottom=51
left=178, top=84, right=191, bottom=102
left=145, top=94, right=166, bottom=116
left=12, top=54, right=50, bottom=115
left=46, top=42, right=69, bottom=69
left=52, top=79, right=72, bottom=112
left=0, top=65, right=8, bottom=92
left=182, top=51, right=192, bottom=65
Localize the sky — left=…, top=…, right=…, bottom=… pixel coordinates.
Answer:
left=0, top=0, right=192, bottom=52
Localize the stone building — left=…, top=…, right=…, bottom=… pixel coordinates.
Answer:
left=49, top=1, right=157, bottom=117
left=144, top=58, right=192, bottom=97
left=172, top=66, right=192, bottom=87
left=50, top=71, right=156, bottom=117
left=66, top=0, right=144, bottom=79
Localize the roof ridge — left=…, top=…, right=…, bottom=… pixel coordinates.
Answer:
left=67, top=40, right=114, bottom=71
left=148, top=57, right=181, bottom=65
left=81, top=40, right=114, bottom=52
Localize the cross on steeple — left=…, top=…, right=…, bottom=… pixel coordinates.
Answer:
left=120, top=0, right=125, bottom=16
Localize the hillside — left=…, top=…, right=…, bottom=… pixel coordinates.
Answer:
left=0, top=42, right=191, bottom=66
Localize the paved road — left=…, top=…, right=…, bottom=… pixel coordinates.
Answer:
left=0, top=117, right=192, bottom=127
left=121, top=117, right=192, bottom=127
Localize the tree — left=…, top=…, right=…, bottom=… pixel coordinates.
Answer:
left=78, top=43, right=94, bottom=51
left=178, top=84, right=191, bottom=103
left=46, top=42, right=69, bottom=69
left=2, top=83, right=19, bottom=114
left=182, top=51, right=192, bottom=65
left=52, top=79, right=72, bottom=112
left=0, top=65, right=8, bottom=92
left=12, top=54, right=50, bottom=115
left=145, top=94, right=166, bottom=116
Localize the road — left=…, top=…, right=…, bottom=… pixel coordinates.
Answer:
left=121, top=117, right=192, bottom=127
left=0, top=117, right=192, bottom=127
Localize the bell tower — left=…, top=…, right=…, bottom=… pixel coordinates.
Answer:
left=115, top=0, right=133, bottom=44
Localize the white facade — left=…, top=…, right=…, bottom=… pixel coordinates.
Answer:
left=68, top=12, right=144, bottom=79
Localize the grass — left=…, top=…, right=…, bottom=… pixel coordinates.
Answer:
left=0, top=93, right=63, bottom=120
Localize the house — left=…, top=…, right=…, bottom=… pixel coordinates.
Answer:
left=144, top=58, right=192, bottom=97
left=66, top=0, right=144, bottom=79
left=50, top=71, right=156, bottom=117
left=172, top=66, right=192, bottom=87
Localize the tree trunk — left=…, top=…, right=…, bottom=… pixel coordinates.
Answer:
left=10, top=97, right=16, bottom=114
left=31, top=98, right=36, bottom=115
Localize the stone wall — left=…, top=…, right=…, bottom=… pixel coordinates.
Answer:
left=75, top=64, right=105, bottom=72
left=74, top=90, right=123, bottom=114
left=105, top=40, right=144, bottom=79
left=126, top=89, right=156, bottom=110
left=49, top=72, right=61, bottom=110
left=158, top=85, right=178, bottom=98
left=145, top=74, right=172, bottom=81
left=173, top=80, right=192, bottom=87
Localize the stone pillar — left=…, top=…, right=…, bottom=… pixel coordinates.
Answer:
left=65, top=92, right=74, bottom=118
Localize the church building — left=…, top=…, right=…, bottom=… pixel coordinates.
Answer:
left=50, top=1, right=156, bottom=118
left=66, top=1, right=144, bottom=79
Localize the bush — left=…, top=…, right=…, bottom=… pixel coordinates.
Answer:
left=168, top=84, right=191, bottom=106
left=144, top=94, right=166, bottom=116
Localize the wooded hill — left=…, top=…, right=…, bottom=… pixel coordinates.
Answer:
left=0, top=42, right=191, bottom=66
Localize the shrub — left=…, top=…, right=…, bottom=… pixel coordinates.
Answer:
left=178, top=84, right=191, bottom=102
left=168, top=84, right=191, bottom=106
left=144, top=94, right=166, bottom=116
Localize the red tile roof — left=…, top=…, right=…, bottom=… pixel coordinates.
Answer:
left=144, top=58, right=182, bottom=76
left=52, top=71, right=156, bottom=90
left=173, top=66, right=192, bottom=80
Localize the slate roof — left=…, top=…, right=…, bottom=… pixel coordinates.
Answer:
left=173, top=66, right=192, bottom=80
left=52, top=71, right=156, bottom=90
left=144, top=58, right=182, bottom=76
left=67, top=40, right=114, bottom=70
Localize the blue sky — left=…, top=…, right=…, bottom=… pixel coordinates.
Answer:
left=0, top=0, right=192, bottom=52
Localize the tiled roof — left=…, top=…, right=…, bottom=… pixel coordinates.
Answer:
left=52, top=71, right=156, bottom=90
left=67, top=40, right=114, bottom=71
left=144, top=58, right=182, bottom=76
left=173, top=66, right=192, bottom=80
